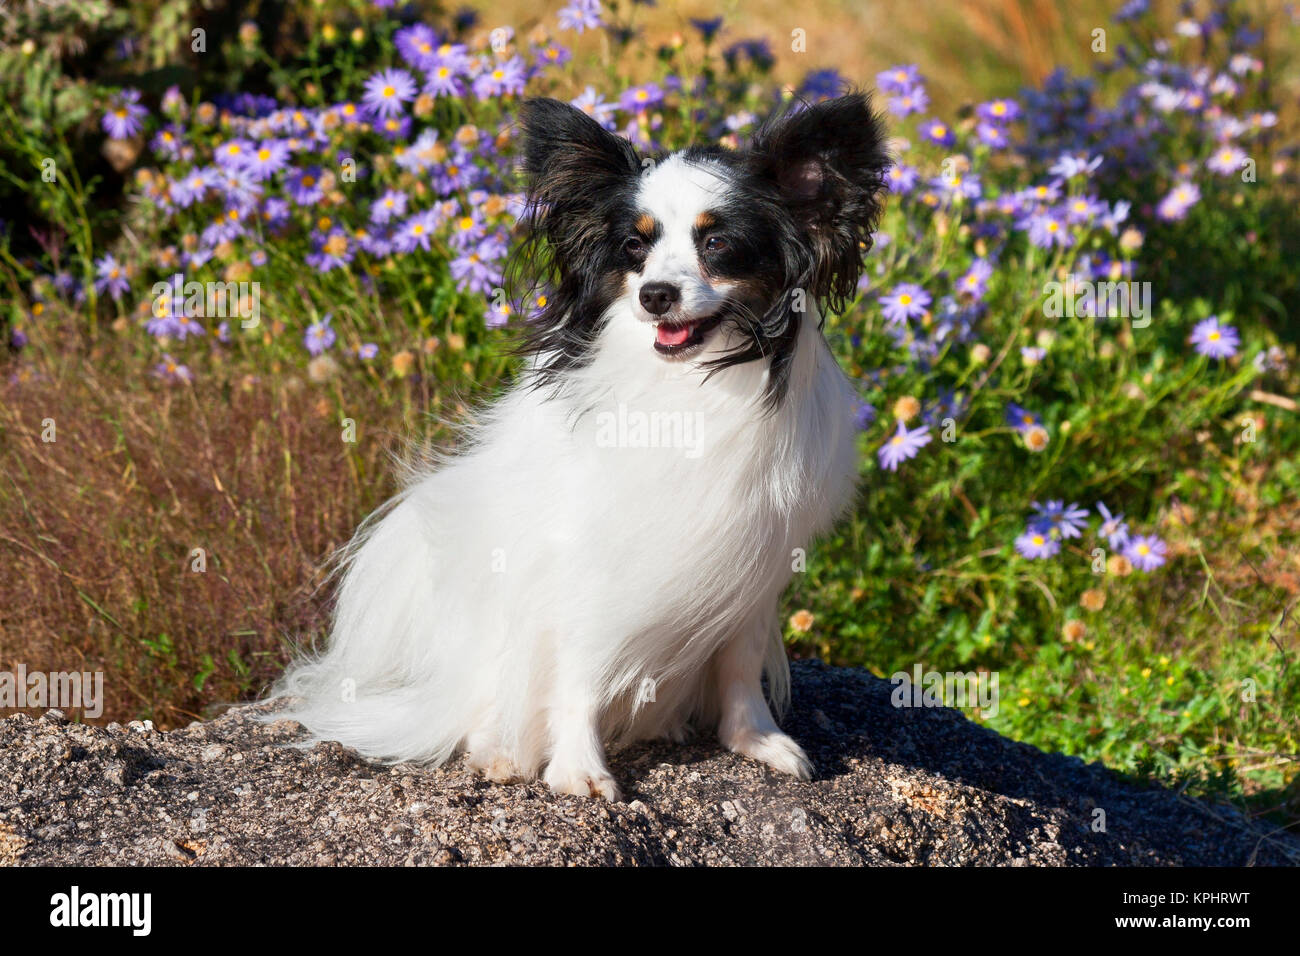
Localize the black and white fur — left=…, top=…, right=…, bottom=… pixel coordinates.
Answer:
left=272, top=93, right=890, bottom=799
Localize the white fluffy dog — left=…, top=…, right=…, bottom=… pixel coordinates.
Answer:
left=271, top=92, right=889, bottom=800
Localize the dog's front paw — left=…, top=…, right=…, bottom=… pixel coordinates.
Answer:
left=725, top=729, right=813, bottom=780
left=543, top=763, right=622, bottom=801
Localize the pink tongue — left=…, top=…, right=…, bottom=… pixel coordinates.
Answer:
left=656, top=323, right=692, bottom=347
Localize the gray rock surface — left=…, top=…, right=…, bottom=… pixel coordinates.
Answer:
left=1, top=661, right=1295, bottom=866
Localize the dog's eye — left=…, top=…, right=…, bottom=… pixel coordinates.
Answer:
left=624, top=236, right=645, bottom=257
left=704, top=236, right=728, bottom=253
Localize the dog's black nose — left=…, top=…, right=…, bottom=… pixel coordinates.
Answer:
left=639, top=282, right=680, bottom=316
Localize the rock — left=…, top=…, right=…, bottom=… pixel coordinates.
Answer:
left=0, top=661, right=1294, bottom=866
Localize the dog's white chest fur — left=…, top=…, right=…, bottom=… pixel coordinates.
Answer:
left=275, top=316, right=858, bottom=793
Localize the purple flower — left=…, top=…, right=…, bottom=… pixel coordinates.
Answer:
left=885, top=164, right=919, bottom=194
left=370, top=189, right=408, bottom=225
left=958, top=259, right=993, bottom=299
left=878, top=422, right=931, bottom=472
left=170, top=167, right=213, bottom=207
left=240, top=139, right=290, bottom=181
left=150, top=125, right=185, bottom=160
left=362, top=68, right=417, bottom=118
left=357, top=343, right=379, bottom=360
left=1015, top=529, right=1060, bottom=559
left=975, top=122, right=1009, bottom=149
left=879, top=283, right=930, bottom=324
left=214, top=138, right=255, bottom=170
left=876, top=65, right=921, bottom=94
left=102, top=89, right=147, bottom=139
left=976, top=99, right=1020, bottom=123
left=304, top=314, right=336, bottom=355
left=1206, top=144, right=1247, bottom=176
left=558, top=0, right=603, bottom=34
left=619, top=83, right=665, bottom=113
left=285, top=166, right=325, bottom=206
left=919, top=118, right=956, bottom=147
left=306, top=228, right=354, bottom=273
left=395, top=23, right=440, bottom=70
left=1048, top=154, right=1102, bottom=179
left=887, top=85, right=929, bottom=118
left=571, top=86, right=617, bottom=128
left=471, top=56, right=527, bottom=100
left=1026, top=212, right=1073, bottom=249
left=1029, top=501, right=1090, bottom=539
left=1189, top=316, right=1240, bottom=359
left=93, top=254, right=130, bottom=300
left=1156, top=181, right=1201, bottom=222
left=854, top=401, right=877, bottom=431
left=153, top=354, right=194, bottom=384
left=1123, top=535, right=1167, bottom=572
left=393, top=209, right=438, bottom=253
left=1005, top=403, right=1042, bottom=431
left=1095, top=502, right=1130, bottom=550
left=534, top=42, right=572, bottom=69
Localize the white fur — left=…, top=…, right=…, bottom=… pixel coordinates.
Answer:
left=271, top=156, right=861, bottom=800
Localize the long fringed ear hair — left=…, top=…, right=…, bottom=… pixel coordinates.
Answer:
left=508, top=98, right=642, bottom=386
left=705, top=91, right=891, bottom=405
left=746, top=90, right=891, bottom=310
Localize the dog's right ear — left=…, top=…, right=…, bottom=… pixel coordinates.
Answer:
left=518, top=98, right=641, bottom=265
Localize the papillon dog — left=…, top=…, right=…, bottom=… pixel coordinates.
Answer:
left=272, top=92, right=889, bottom=800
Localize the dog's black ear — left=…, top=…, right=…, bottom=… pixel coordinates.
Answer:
left=518, top=98, right=641, bottom=267
left=746, top=92, right=890, bottom=309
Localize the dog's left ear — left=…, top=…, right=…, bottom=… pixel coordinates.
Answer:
left=746, top=92, right=890, bottom=308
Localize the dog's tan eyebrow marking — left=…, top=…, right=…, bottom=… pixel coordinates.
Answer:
left=635, top=213, right=658, bottom=238
left=694, top=211, right=717, bottom=231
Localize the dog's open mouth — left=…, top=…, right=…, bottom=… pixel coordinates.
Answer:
left=653, top=315, right=724, bottom=356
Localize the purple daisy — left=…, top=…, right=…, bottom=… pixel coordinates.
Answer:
left=240, top=139, right=290, bottom=181
left=93, top=254, right=130, bottom=300
left=1156, top=181, right=1201, bottom=222
left=878, top=422, right=931, bottom=472
left=879, top=283, right=930, bottom=324
left=285, top=166, right=325, bottom=206
left=102, top=89, right=147, bottom=140
left=1095, top=502, right=1130, bottom=550
left=362, top=68, right=417, bottom=118
left=1005, top=404, right=1043, bottom=432
left=876, top=65, right=921, bottom=95
left=370, top=189, right=408, bottom=225
left=1189, top=316, right=1240, bottom=359
left=558, top=0, right=604, bottom=34
left=1015, top=529, right=1061, bottom=559
left=976, top=99, right=1021, bottom=123
left=1123, top=535, right=1167, bottom=572
left=919, top=118, right=956, bottom=147
left=304, top=314, right=336, bottom=355
left=958, top=259, right=993, bottom=299
left=1029, top=500, right=1090, bottom=539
